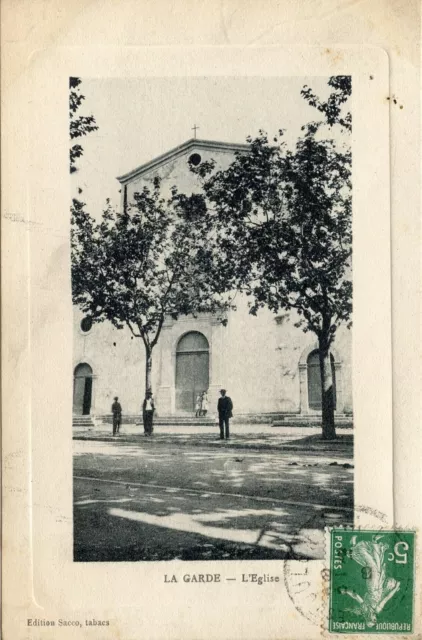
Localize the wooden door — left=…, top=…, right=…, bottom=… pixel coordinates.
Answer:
left=73, top=376, right=86, bottom=415
left=307, top=350, right=336, bottom=410
left=175, top=332, right=209, bottom=413
left=176, top=352, right=209, bottom=412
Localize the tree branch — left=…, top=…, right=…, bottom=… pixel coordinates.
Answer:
left=151, top=313, right=165, bottom=349
left=126, top=321, right=142, bottom=338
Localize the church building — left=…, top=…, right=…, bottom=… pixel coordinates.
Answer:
left=73, top=139, right=353, bottom=425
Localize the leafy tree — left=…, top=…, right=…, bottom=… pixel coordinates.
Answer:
left=188, top=77, right=351, bottom=439
left=300, top=76, right=352, bottom=132
left=71, top=180, right=231, bottom=398
left=69, top=77, right=98, bottom=174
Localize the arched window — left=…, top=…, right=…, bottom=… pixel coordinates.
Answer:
left=175, top=332, right=209, bottom=413
left=73, top=363, right=93, bottom=415
left=307, top=350, right=337, bottom=410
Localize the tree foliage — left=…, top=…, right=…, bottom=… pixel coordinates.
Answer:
left=185, top=76, right=352, bottom=438
left=301, top=75, right=352, bottom=132
left=71, top=179, right=232, bottom=393
left=69, top=77, right=98, bottom=174
left=192, top=129, right=352, bottom=346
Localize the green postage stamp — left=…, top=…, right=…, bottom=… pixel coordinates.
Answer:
left=329, top=529, right=415, bottom=634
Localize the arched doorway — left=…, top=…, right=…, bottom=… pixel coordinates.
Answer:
left=307, top=350, right=337, bottom=410
left=175, top=332, right=209, bottom=413
left=73, top=363, right=93, bottom=415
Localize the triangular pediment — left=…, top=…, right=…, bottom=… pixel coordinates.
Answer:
left=117, top=138, right=249, bottom=185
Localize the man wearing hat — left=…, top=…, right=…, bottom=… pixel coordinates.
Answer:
left=111, top=396, right=122, bottom=436
left=142, top=390, right=155, bottom=436
left=217, top=389, right=233, bottom=440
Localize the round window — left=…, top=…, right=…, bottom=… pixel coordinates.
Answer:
left=80, top=317, right=93, bottom=333
left=188, top=153, right=202, bottom=166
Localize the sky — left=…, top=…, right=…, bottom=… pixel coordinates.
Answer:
left=71, top=76, right=333, bottom=212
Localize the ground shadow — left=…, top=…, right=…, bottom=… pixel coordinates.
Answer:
left=73, top=478, right=353, bottom=562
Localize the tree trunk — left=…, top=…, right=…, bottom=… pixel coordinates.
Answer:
left=144, top=346, right=153, bottom=396
left=318, top=337, right=336, bottom=440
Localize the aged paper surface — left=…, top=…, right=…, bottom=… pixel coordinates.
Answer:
left=2, top=1, right=420, bottom=639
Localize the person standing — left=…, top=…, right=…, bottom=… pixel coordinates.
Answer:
left=142, top=390, right=155, bottom=436
left=217, top=389, right=233, bottom=440
left=201, top=390, right=209, bottom=417
left=111, top=396, right=122, bottom=436
left=195, top=393, right=202, bottom=418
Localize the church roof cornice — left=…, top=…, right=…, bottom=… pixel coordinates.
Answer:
left=116, top=138, right=250, bottom=185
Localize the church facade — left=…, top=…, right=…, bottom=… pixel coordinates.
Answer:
left=73, top=139, right=353, bottom=423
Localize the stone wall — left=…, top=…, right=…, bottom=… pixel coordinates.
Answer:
left=73, top=300, right=352, bottom=417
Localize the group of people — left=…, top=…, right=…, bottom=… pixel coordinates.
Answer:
left=111, top=388, right=233, bottom=440
left=195, top=390, right=209, bottom=417
left=111, top=392, right=155, bottom=436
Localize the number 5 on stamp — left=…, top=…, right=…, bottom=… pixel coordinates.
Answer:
left=329, top=530, right=415, bottom=634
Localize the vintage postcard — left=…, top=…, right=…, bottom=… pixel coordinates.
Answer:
left=2, top=2, right=420, bottom=639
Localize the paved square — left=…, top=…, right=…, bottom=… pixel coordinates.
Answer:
left=73, top=437, right=354, bottom=561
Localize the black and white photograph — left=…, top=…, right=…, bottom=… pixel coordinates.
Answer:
left=71, top=75, right=354, bottom=562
